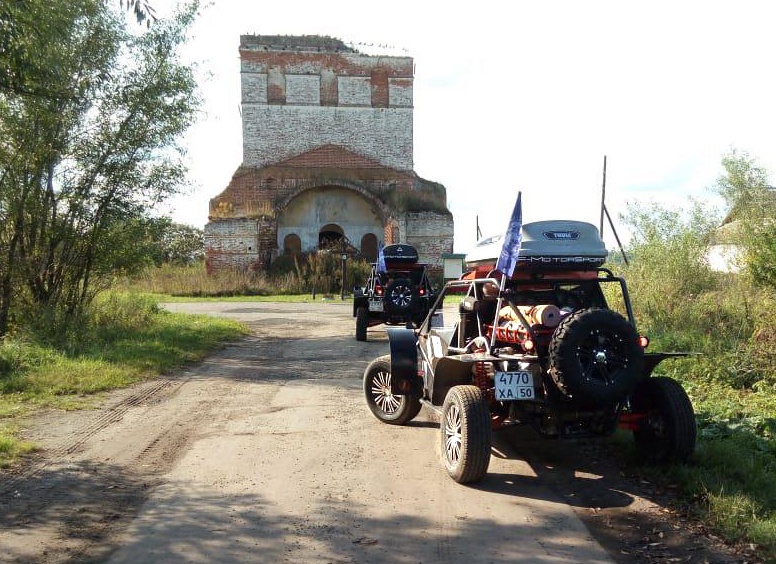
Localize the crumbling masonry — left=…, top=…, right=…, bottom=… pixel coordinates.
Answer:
left=204, top=35, right=454, bottom=273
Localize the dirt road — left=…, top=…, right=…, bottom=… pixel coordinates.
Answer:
left=0, top=302, right=746, bottom=563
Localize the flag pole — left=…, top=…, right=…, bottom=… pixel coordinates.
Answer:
left=491, top=191, right=523, bottom=348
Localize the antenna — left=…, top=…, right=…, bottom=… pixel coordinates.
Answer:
left=476, top=215, right=482, bottom=240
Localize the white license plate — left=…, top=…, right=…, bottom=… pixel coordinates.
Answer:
left=495, top=371, right=534, bottom=401
left=368, top=300, right=383, bottom=312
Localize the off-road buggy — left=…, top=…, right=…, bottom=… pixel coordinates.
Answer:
left=363, top=220, right=697, bottom=483
left=353, top=244, right=438, bottom=341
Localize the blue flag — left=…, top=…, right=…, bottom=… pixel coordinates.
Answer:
left=495, top=192, right=523, bottom=278
left=377, top=244, right=387, bottom=273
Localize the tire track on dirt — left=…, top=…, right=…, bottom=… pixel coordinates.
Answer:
left=0, top=376, right=188, bottom=496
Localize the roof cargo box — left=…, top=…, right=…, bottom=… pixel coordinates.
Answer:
left=465, top=220, right=607, bottom=272
left=381, top=244, right=419, bottom=267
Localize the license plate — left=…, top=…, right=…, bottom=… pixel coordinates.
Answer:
left=495, top=371, right=534, bottom=401
left=368, top=300, right=383, bottom=312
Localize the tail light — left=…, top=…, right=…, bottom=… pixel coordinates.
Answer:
left=638, top=335, right=650, bottom=349
left=418, top=287, right=426, bottom=296
left=375, top=285, right=383, bottom=296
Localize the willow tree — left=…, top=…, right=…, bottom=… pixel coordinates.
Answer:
left=0, top=0, right=200, bottom=338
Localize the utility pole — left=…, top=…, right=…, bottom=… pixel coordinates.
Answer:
left=599, top=155, right=629, bottom=265
left=600, top=155, right=607, bottom=237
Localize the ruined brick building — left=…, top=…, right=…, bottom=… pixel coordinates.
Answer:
left=204, top=35, right=454, bottom=273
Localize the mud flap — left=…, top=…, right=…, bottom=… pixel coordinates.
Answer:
left=644, top=352, right=692, bottom=377
left=387, top=328, right=422, bottom=397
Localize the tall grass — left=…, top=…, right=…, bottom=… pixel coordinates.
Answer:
left=124, top=256, right=373, bottom=298
left=125, top=262, right=284, bottom=296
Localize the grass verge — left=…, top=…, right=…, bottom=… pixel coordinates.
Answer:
left=0, top=293, right=248, bottom=467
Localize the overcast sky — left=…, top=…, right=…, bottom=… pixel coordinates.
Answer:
left=155, top=0, right=776, bottom=253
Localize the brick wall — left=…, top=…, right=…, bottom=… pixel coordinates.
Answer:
left=239, top=35, right=413, bottom=171
left=204, top=36, right=453, bottom=274
left=403, top=212, right=455, bottom=271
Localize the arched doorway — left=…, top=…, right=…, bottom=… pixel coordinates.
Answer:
left=319, top=223, right=344, bottom=247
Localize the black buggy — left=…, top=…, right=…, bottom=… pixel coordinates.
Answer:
left=352, top=244, right=438, bottom=341
left=363, top=220, right=696, bottom=483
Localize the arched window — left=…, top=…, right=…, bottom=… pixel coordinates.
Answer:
left=361, top=233, right=378, bottom=262
left=283, top=234, right=301, bottom=254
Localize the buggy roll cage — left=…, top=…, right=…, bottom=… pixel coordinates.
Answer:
left=418, top=267, right=638, bottom=354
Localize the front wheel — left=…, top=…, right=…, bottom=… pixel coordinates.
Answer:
left=356, top=307, right=368, bottom=341
left=440, top=385, right=491, bottom=483
left=363, top=355, right=421, bottom=425
left=631, top=377, right=696, bottom=463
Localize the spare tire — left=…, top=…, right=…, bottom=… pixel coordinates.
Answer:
left=385, top=278, right=416, bottom=314
left=548, top=308, right=644, bottom=404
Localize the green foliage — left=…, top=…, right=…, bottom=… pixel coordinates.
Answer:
left=715, top=149, right=776, bottom=290
left=155, top=219, right=205, bottom=265
left=301, top=251, right=371, bottom=296
left=121, top=0, right=156, bottom=26
left=622, top=198, right=721, bottom=299
left=617, top=190, right=776, bottom=560
left=0, top=291, right=247, bottom=464
left=388, top=190, right=450, bottom=214
left=0, top=0, right=200, bottom=338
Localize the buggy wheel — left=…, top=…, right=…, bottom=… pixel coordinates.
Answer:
left=440, top=385, right=491, bottom=483
left=385, top=278, right=416, bottom=314
left=549, top=308, right=644, bottom=404
left=631, top=376, right=696, bottom=463
left=356, top=307, right=368, bottom=341
left=363, top=355, right=421, bottom=425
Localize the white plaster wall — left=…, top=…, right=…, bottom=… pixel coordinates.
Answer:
left=277, top=187, right=383, bottom=251
left=706, top=244, right=741, bottom=273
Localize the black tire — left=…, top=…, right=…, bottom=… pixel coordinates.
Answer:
left=440, top=385, right=491, bottom=484
left=631, top=377, right=696, bottom=463
left=363, top=355, right=422, bottom=425
left=548, top=308, right=644, bottom=404
left=356, top=307, right=368, bottom=341
left=385, top=278, right=416, bottom=314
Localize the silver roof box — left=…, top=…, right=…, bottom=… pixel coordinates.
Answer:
left=465, top=220, right=608, bottom=271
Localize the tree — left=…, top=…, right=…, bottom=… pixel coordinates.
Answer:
left=154, top=219, right=205, bottom=265
left=621, top=199, right=720, bottom=298
left=122, top=0, right=156, bottom=25
left=0, top=0, right=200, bottom=338
left=715, top=150, right=776, bottom=290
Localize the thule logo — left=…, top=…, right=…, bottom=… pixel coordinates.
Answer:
left=543, top=231, right=580, bottom=240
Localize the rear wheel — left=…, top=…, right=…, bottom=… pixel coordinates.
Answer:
left=440, top=385, right=491, bottom=483
left=363, top=355, right=421, bottom=425
left=631, top=377, right=696, bottom=463
left=356, top=307, right=368, bottom=341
